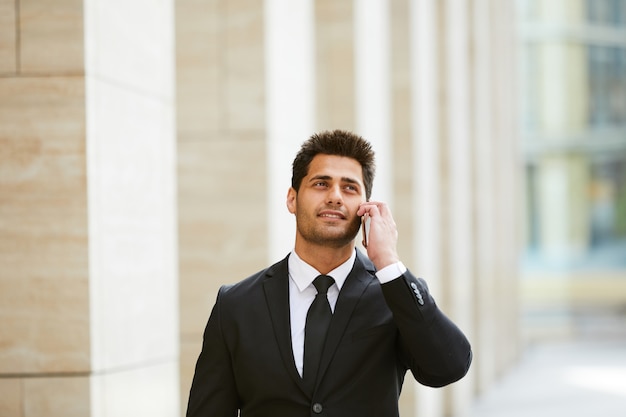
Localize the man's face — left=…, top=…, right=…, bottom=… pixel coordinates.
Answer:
left=287, top=154, right=366, bottom=248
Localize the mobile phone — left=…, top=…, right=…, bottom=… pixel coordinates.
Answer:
left=361, top=214, right=370, bottom=248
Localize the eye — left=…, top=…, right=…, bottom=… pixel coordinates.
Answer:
left=344, top=184, right=358, bottom=192
left=313, top=181, right=328, bottom=188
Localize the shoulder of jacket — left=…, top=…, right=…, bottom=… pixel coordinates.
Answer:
left=218, top=254, right=290, bottom=297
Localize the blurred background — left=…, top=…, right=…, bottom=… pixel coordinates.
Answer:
left=0, top=0, right=624, bottom=416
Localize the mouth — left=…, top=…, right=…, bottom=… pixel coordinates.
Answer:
left=318, top=210, right=346, bottom=220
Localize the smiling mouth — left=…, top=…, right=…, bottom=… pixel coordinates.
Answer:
left=318, top=212, right=346, bottom=220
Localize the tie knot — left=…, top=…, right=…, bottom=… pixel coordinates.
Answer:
left=313, top=275, right=334, bottom=294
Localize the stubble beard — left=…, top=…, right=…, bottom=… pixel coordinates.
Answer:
left=296, top=212, right=362, bottom=249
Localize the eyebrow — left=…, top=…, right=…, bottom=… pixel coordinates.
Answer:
left=309, top=175, right=362, bottom=186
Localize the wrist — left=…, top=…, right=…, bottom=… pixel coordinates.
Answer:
left=371, top=253, right=400, bottom=271
left=375, top=261, right=407, bottom=283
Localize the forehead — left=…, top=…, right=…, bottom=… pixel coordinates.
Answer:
left=307, top=154, right=364, bottom=182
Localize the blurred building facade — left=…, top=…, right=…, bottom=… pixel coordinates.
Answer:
left=1, top=1, right=519, bottom=416
left=517, top=0, right=626, bottom=341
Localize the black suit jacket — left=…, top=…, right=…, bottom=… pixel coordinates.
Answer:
left=187, top=250, right=472, bottom=417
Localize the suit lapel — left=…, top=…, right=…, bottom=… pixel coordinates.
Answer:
left=263, top=251, right=377, bottom=394
left=262, top=255, right=309, bottom=393
left=316, top=251, right=376, bottom=385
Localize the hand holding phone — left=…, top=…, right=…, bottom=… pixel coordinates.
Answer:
left=358, top=201, right=400, bottom=270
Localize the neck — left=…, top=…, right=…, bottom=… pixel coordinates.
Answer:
left=294, top=241, right=355, bottom=275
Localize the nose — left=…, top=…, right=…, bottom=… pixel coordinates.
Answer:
left=326, top=185, right=343, bottom=206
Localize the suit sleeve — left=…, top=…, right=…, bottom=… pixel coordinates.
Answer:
left=380, top=271, right=473, bottom=387
left=186, top=286, right=239, bottom=417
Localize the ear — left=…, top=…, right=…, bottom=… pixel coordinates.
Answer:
left=286, top=187, right=297, bottom=214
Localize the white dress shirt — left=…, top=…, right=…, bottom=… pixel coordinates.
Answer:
left=288, top=250, right=407, bottom=376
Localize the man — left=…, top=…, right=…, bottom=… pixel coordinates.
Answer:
left=186, top=130, right=472, bottom=417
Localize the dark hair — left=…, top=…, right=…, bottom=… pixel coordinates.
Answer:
left=291, top=129, right=376, bottom=200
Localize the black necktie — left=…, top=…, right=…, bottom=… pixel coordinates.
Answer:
left=303, top=274, right=335, bottom=390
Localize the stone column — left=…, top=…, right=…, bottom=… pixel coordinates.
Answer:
left=491, top=0, right=522, bottom=377
left=0, top=2, right=90, bottom=414
left=176, top=0, right=269, bottom=415
left=354, top=0, right=393, bottom=204
left=406, top=0, right=520, bottom=415
left=389, top=0, right=415, bottom=414
left=409, top=0, right=446, bottom=415
left=84, top=1, right=179, bottom=415
left=440, top=0, right=476, bottom=414
left=265, top=0, right=316, bottom=260
left=471, top=0, right=499, bottom=395
left=315, top=0, right=355, bottom=131
left=0, top=0, right=179, bottom=416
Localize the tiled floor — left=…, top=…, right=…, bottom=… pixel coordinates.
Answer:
left=461, top=338, right=626, bottom=417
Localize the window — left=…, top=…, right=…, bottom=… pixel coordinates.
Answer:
left=519, top=0, right=626, bottom=270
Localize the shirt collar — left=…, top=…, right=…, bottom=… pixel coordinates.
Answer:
left=288, top=249, right=356, bottom=293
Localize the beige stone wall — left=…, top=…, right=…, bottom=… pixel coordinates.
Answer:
left=315, top=0, right=355, bottom=130
left=1, top=0, right=178, bottom=416
left=176, top=1, right=268, bottom=415
left=1, top=0, right=90, bottom=414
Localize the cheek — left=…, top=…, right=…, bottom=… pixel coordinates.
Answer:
left=349, top=197, right=366, bottom=213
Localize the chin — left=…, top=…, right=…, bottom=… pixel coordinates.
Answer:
left=322, top=231, right=360, bottom=248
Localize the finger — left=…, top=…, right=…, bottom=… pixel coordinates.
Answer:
left=358, top=201, right=383, bottom=216
left=367, top=204, right=391, bottom=221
